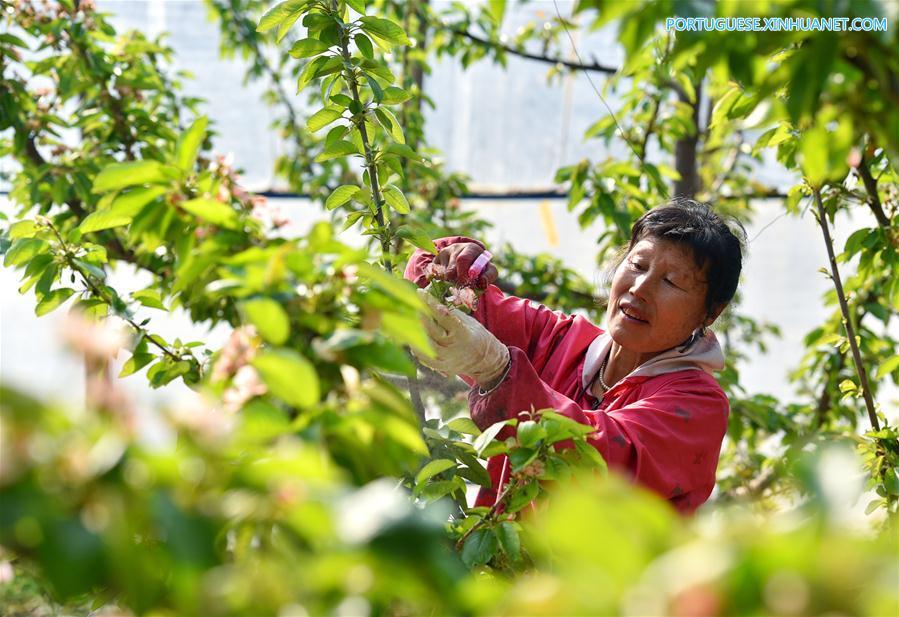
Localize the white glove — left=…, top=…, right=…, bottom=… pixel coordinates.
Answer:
left=416, top=289, right=510, bottom=389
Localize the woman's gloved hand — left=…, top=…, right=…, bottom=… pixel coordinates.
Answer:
left=433, top=242, right=498, bottom=288
left=416, top=289, right=510, bottom=389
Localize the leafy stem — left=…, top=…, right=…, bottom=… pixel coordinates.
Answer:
left=44, top=220, right=190, bottom=365
left=454, top=472, right=524, bottom=552
left=812, top=188, right=879, bottom=431
left=336, top=18, right=393, bottom=273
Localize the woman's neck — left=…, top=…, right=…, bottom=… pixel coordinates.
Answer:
left=595, top=343, right=658, bottom=395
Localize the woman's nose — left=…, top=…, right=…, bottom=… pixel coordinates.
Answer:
left=629, top=273, right=652, bottom=297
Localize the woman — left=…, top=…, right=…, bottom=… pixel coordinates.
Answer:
left=404, top=201, right=745, bottom=514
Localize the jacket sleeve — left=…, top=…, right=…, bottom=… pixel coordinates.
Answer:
left=404, top=236, right=585, bottom=365
left=470, top=351, right=729, bottom=514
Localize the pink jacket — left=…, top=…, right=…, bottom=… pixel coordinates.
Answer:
left=405, top=237, right=730, bottom=514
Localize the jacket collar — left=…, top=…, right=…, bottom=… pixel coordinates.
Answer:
left=582, top=329, right=725, bottom=391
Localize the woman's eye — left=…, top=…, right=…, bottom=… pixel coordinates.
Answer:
left=630, top=261, right=646, bottom=271
left=664, top=278, right=681, bottom=289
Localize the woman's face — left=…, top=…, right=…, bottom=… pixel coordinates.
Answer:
left=607, top=237, right=713, bottom=354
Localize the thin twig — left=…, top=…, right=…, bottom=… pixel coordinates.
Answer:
left=856, top=154, right=890, bottom=228
left=812, top=188, right=880, bottom=431
left=47, top=221, right=185, bottom=363
left=437, top=22, right=617, bottom=75
left=337, top=26, right=392, bottom=272
left=454, top=474, right=521, bottom=551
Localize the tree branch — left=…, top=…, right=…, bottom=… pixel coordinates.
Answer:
left=439, top=22, right=617, bottom=74
left=812, top=188, right=880, bottom=431
left=673, top=79, right=702, bottom=199
left=856, top=154, right=890, bottom=228
left=638, top=96, right=661, bottom=163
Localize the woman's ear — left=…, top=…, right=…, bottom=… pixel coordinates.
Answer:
left=705, top=303, right=727, bottom=327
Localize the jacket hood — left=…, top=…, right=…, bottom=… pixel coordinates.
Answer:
left=582, top=329, right=726, bottom=390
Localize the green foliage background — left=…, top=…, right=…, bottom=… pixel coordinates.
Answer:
left=1, top=0, right=898, bottom=615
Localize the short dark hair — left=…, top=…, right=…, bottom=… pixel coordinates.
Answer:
left=629, top=199, right=746, bottom=316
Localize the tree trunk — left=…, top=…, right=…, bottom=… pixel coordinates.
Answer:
left=673, top=80, right=701, bottom=199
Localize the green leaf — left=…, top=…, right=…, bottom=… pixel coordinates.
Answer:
left=325, top=185, right=360, bottom=210
left=4, top=237, right=49, bottom=267
left=382, top=184, right=409, bottom=213
left=864, top=498, right=884, bottom=515
left=120, top=352, right=154, bottom=377
left=573, top=439, right=607, bottom=472
left=473, top=419, right=514, bottom=456
left=710, top=86, right=742, bottom=129
left=381, top=87, right=410, bottom=105
left=356, top=263, right=421, bottom=309
left=486, top=0, right=506, bottom=25
left=838, top=379, right=857, bottom=394
left=509, top=447, right=538, bottom=471
left=799, top=126, right=829, bottom=187
left=415, top=458, right=457, bottom=485
left=79, top=210, right=134, bottom=234
left=876, top=356, right=899, bottom=379
left=179, top=198, right=240, bottom=229
left=35, top=288, right=75, bottom=316
left=358, top=16, right=410, bottom=48
left=92, top=160, right=174, bottom=193
left=297, top=56, right=338, bottom=93
left=175, top=116, right=208, bottom=172
left=495, top=522, right=520, bottom=562
left=517, top=420, right=546, bottom=448
left=461, top=528, right=497, bottom=568
left=539, top=410, right=595, bottom=437
left=80, top=186, right=167, bottom=233
left=8, top=220, right=39, bottom=239
left=307, top=107, right=343, bottom=132
left=345, top=0, right=365, bottom=13
left=354, top=33, right=373, bottom=59
left=315, top=140, right=358, bottom=162
left=132, top=289, right=167, bottom=311
left=446, top=417, right=481, bottom=435
left=74, top=258, right=106, bottom=281
left=276, top=7, right=304, bottom=41
left=883, top=468, right=899, bottom=496
left=505, top=479, right=539, bottom=514
left=241, top=298, right=290, bottom=345
left=257, top=0, right=308, bottom=33
left=253, top=349, right=320, bottom=408
left=374, top=107, right=404, bottom=143
left=416, top=479, right=461, bottom=501
left=363, top=72, right=383, bottom=102
left=380, top=311, right=431, bottom=353
left=289, top=38, right=332, bottom=58
left=302, top=12, right=332, bottom=31
left=384, top=143, right=419, bottom=160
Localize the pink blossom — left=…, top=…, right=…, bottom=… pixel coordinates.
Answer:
left=232, top=184, right=250, bottom=203
left=0, top=561, right=13, bottom=584
left=341, top=265, right=360, bottom=284
left=222, top=365, right=267, bottom=414
left=168, top=393, right=234, bottom=443
left=249, top=195, right=267, bottom=210
left=423, top=262, right=449, bottom=280
left=446, top=286, right=478, bottom=312
left=249, top=195, right=290, bottom=230
left=210, top=325, right=258, bottom=382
